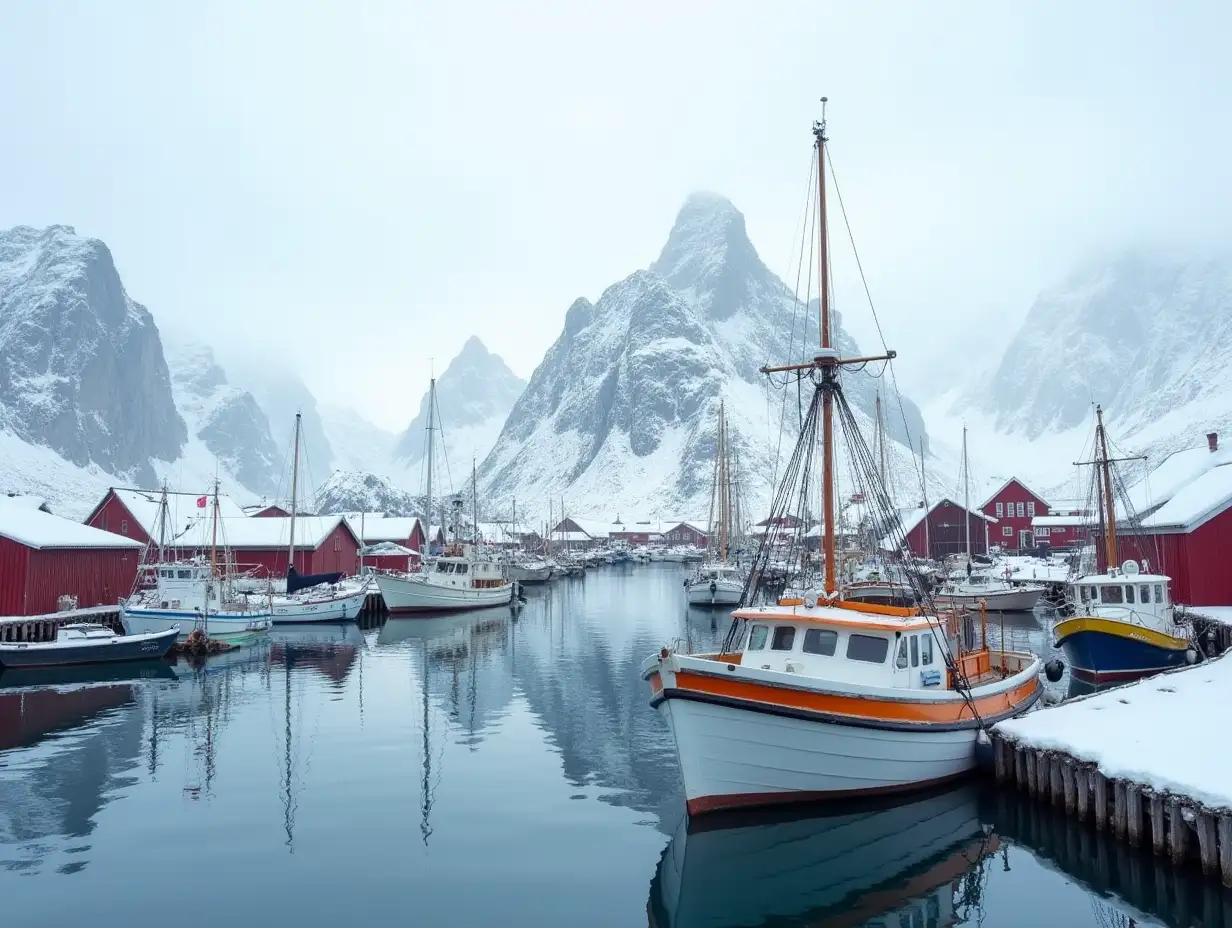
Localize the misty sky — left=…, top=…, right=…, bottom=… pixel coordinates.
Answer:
left=2, top=1, right=1229, bottom=432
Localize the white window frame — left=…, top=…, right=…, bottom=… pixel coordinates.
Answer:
left=995, top=502, right=1004, bottom=518
left=1027, top=501, right=1036, bottom=517
left=1002, top=525, right=1013, bottom=537
left=1016, top=502, right=1025, bottom=518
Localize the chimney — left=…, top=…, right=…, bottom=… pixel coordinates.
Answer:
left=1209, top=432, right=1219, bottom=453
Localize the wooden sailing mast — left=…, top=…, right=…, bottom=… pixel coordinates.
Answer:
left=287, top=412, right=301, bottom=575
left=760, top=100, right=897, bottom=595
left=1095, top=404, right=1119, bottom=569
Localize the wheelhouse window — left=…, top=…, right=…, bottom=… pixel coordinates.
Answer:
left=895, top=638, right=908, bottom=669
left=847, top=634, right=889, bottom=664
left=177, top=569, right=191, bottom=579
left=458, top=564, right=469, bottom=575
left=1125, top=585, right=1135, bottom=604
left=771, top=626, right=796, bottom=651
left=921, top=634, right=934, bottom=666
left=1140, top=585, right=1151, bottom=604
left=1155, top=584, right=1165, bottom=603
left=748, top=625, right=769, bottom=650
left=1078, top=585, right=1090, bottom=602
left=1100, top=585, right=1124, bottom=604
left=802, top=628, right=837, bottom=656
left=911, top=635, right=920, bottom=667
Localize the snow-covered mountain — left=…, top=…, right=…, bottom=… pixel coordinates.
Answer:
left=314, top=469, right=421, bottom=516
left=0, top=225, right=186, bottom=487
left=234, top=366, right=335, bottom=492
left=319, top=403, right=397, bottom=476
left=478, top=193, right=930, bottom=519
left=394, top=336, right=525, bottom=484
left=946, top=252, right=1232, bottom=491
left=164, top=342, right=281, bottom=498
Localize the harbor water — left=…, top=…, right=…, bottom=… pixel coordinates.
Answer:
left=0, top=563, right=1225, bottom=927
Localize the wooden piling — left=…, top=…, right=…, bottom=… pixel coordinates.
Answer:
left=1076, top=767, right=1090, bottom=823
left=1094, top=773, right=1109, bottom=831
left=1219, top=815, right=1232, bottom=888
left=1198, top=811, right=1219, bottom=877
left=1062, top=760, right=1076, bottom=815
left=1113, top=781, right=1128, bottom=840
left=1050, top=757, right=1064, bottom=809
left=994, top=737, right=1008, bottom=783
left=1150, top=794, right=1166, bottom=857
left=1026, top=750, right=1038, bottom=797
left=1169, top=798, right=1188, bottom=866
left=1126, top=785, right=1143, bottom=848
left=1015, top=747, right=1027, bottom=792
left=1037, top=752, right=1050, bottom=800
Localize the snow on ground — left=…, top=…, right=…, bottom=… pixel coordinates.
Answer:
left=996, top=656, right=1232, bottom=810
left=0, top=428, right=110, bottom=519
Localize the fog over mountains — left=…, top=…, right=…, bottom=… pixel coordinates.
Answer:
left=0, top=220, right=1227, bottom=521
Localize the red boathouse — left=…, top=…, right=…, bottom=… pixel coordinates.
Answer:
left=980, top=478, right=1050, bottom=553
left=897, top=499, right=996, bottom=560
left=0, top=499, right=143, bottom=616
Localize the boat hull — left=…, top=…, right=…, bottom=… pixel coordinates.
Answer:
left=843, top=581, right=916, bottom=607
left=0, top=627, right=178, bottom=668
left=268, top=589, right=367, bottom=624
left=1053, top=616, right=1192, bottom=681
left=510, top=565, right=551, bottom=584
left=686, top=580, right=742, bottom=606
left=937, top=587, right=1044, bottom=612
left=374, top=574, right=514, bottom=614
left=122, top=609, right=271, bottom=642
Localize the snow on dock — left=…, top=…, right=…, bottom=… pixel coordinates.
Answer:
left=991, top=656, right=1232, bottom=885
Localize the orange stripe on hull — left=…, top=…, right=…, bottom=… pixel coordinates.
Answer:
left=671, top=670, right=1039, bottom=726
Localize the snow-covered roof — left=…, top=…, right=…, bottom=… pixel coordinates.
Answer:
left=666, top=520, right=708, bottom=535
left=565, top=518, right=612, bottom=539
left=93, top=488, right=248, bottom=539
left=888, top=499, right=997, bottom=547
left=0, top=498, right=142, bottom=550
left=1139, top=462, right=1232, bottom=532
left=1032, top=514, right=1088, bottom=528
left=361, top=541, right=415, bottom=556
left=3, top=494, right=51, bottom=513
left=351, top=516, right=422, bottom=545
left=173, top=515, right=357, bottom=550
left=1125, top=444, right=1232, bottom=524
left=550, top=531, right=591, bottom=543
left=979, top=476, right=1049, bottom=510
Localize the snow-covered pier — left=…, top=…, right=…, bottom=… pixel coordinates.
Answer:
left=991, top=655, right=1232, bottom=886
left=0, top=604, right=124, bottom=642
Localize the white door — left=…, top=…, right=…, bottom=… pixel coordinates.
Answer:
left=1019, top=529, right=1032, bottom=550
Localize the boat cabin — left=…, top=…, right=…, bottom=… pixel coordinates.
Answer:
left=433, top=545, right=508, bottom=590
left=1071, top=562, right=1172, bottom=623
left=56, top=623, right=117, bottom=641
left=737, top=610, right=948, bottom=691
left=138, top=562, right=216, bottom=609
left=696, top=565, right=742, bottom=582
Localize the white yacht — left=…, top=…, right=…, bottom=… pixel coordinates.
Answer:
left=375, top=544, right=514, bottom=613
left=686, top=563, right=744, bottom=605
left=124, top=561, right=272, bottom=643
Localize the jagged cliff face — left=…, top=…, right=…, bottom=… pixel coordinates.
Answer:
left=479, top=193, right=929, bottom=516
left=0, top=225, right=186, bottom=484
left=314, top=470, right=421, bottom=516
left=954, top=252, right=1232, bottom=459
left=394, top=336, right=526, bottom=478
left=165, top=343, right=281, bottom=498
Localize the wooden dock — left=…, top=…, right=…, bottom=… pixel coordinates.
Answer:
left=990, top=727, right=1232, bottom=886
left=0, top=605, right=125, bottom=642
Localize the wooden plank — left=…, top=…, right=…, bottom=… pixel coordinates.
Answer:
left=1219, top=814, right=1232, bottom=889
left=1037, top=752, right=1050, bottom=801
left=1076, top=767, right=1090, bottom=823
left=994, top=737, right=1008, bottom=783
left=1170, top=798, right=1189, bottom=866
left=1051, top=757, right=1064, bottom=808
left=1114, top=780, right=1128, bottom=839
left=1151, top=794, right=1166, bottom=856
left=1094, top=773, right=1109, bottom=831
left=1126, top=785, right=1143, bottom=848
left=1062, top=760, right=1076, bottom=815
left=1026, top=749, right=1038, bottom=798
left=1198, top=811, right=1219, bottom=877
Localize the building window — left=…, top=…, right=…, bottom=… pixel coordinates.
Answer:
left=1002, top=526, right=1013, bottom=537
left=121, top=519, right=128, bottom=534
left=995, top=502, right=1004, bottom=517
left=1035, top=526, right=1049, bottom=537
left=1026, top=502, right=1035, bottom=517
left=1052, top=527, right=1064, bottom=534
left=1016, top=502, right=1025, bottom=518
left=333, top=537, right=341, bottom=551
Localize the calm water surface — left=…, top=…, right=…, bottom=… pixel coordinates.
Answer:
left=0, top=564, right=1224, bottom=927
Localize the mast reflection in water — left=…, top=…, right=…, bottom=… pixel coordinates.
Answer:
left=0, top=564, right=1225, bottom=927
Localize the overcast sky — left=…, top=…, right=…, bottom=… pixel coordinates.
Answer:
left=2, top=1, right=1229, bottom=431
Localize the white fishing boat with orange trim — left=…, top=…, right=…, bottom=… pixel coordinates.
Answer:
left=642, top=102, right=1042, bottom=818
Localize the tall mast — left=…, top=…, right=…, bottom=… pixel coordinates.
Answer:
left=1096, top=405, right=1119, bottom=569
left=287, top=412, right=301, bottom=574
left=962, top=425, right=971, bottom=558
left=719, top=401, right=729, bottom=562
left=512, top=497, right=517, bottom=551
left=471, top=457, right=478, bottom=545
left=816, top=101, right=837, bottom=595
left=424, top=378, right=435, bottom=567
left=875, top=392, right=887, bottom=488
left=920, top=436, right=931, bottom=560
left=209, top=480, right=220, bottom=619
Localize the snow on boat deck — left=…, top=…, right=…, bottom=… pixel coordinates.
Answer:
left=996, top=655, right=1232, bottom=811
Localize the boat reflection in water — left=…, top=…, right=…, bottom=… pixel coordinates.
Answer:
left=649, top=784, right=996, bottom=928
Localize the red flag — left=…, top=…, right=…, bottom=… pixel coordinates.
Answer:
left=196, top=496, right=208, bottom=508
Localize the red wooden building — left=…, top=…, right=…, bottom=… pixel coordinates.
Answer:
left=980, top=478, right=1050, bottom=552
left=1030, top=514, right=1086, bottom=550
left=245, top=503, right=291, bottom=518
left=898, top=499, right=995, bottom=560
left=84, top=487, right=248, bottom=547
left=360, top=542, right=418, bottom=573
left=355, top=517, right=425, bottom=571
left=174, top=515, right=362, bottom=578
left=0, top=500, right=143, bottom=616
left=1108, top=437, right=1232, bottom=606
left=664, top=521, right=709, bottom=547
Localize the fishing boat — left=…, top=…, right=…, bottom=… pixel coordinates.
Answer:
left=648, top=783, right=997, bottom=928
left=123, top=486, right=273, bottom=643
left=261, top=413, right=368, bottom=623
left=508, top=558, right=552, bottom=584
left=0, top=624, right=178, bottom=669
left=642, top=103, right=1042, bottom=816
left=934, top=428, right=1046, bottom=613
left=1053, top=406, right=1197, bottom=682
left=373, top=380, right=514, bottom=614
left=686, top=401, right=746, bottom=606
